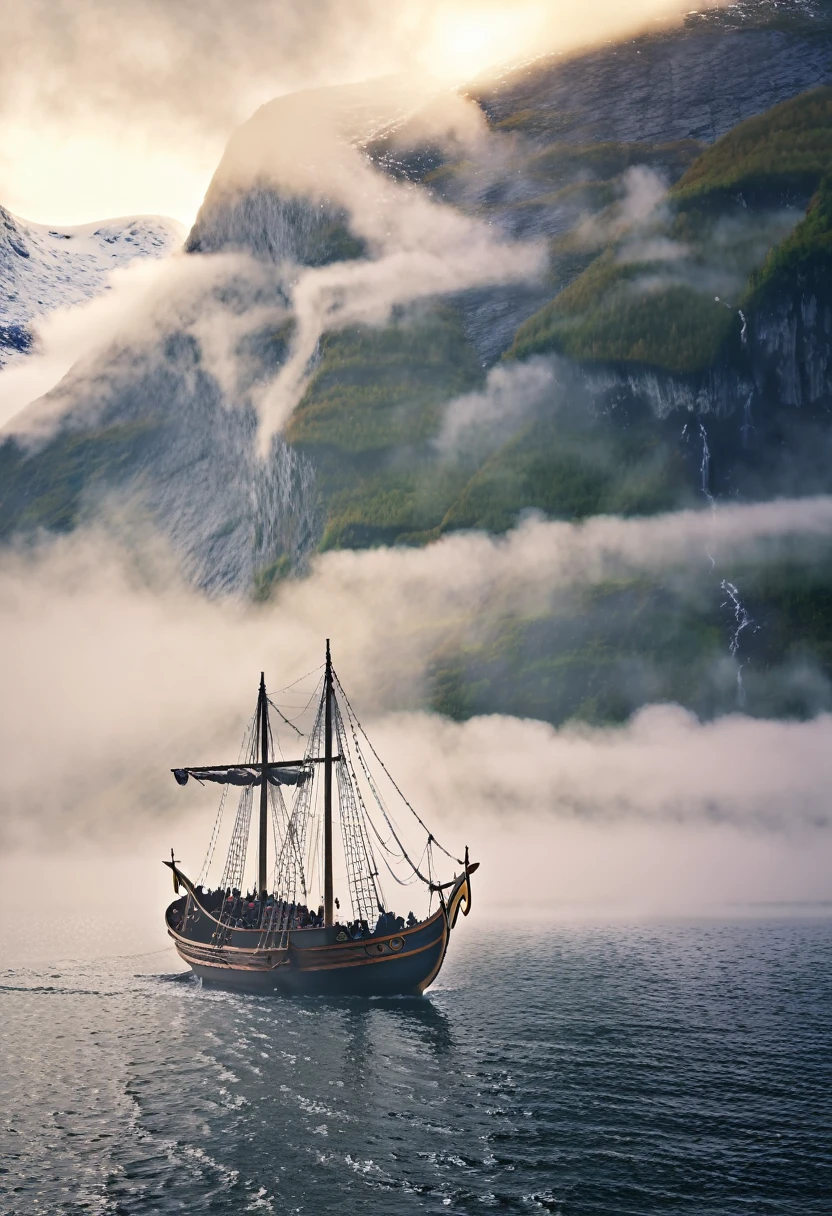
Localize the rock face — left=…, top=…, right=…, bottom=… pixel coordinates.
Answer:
left=0, top=207, right=183, bottom=364
left=186, top=187, right=362, bottom=266
left=4, top=2, right=832, bottom=727
left=0, top=204, right=324, bottom=596
left=0, top=321, right=322, bottom=594
left=751, top=290, right=832, bottom=408
left=184, top=79, right=426, bottom=264
left=429, top=6, right=832, bottom=365
left=477, top=23, right=832, bottom=146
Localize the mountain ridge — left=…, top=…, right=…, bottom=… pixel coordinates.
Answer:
left=3, top=4, right=832, bottom=725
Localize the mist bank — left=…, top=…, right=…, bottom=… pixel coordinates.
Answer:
left=2, top=502, right=832, bottom=862
left=2, top=814, right=831, bottom=964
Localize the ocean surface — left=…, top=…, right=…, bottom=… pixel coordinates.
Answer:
left=1, top=915, right=830, bottom=1215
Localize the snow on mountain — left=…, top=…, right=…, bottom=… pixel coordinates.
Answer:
left=0, top=208, right=183, bottom=364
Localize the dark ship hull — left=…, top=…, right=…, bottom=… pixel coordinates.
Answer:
left=165, top=866, right=473, bottom=997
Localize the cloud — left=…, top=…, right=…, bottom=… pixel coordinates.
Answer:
left=0, top=0, right=701, bottom=225
left=435, top=356, right=557, bottom=457
left=374, top=704, right=832, bottom=832
left=167, top=77, right=549, bottom=447
left=2, top=496, right=832, bottom=857
left=0, top=249, right=289, bottom=437
left=254, top=210, right=546, bottom=446
left=574, top=165, right=671, bottom=253
left=611, top=184, right=804, bottom=303
left=0, top=256, right=177, bottom=431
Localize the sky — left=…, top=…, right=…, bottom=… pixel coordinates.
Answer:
left=0, top=0, right=704, bottom=226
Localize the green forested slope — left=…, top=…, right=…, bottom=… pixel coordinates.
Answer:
left=508, top=87, right=832, bottom=372
left=275, top=87, right=832, bottom=561
left=748, top=170, right=832, bottom=300
left=672, top=86, right=832, bottom=204
left=426, top=557, right=832, bottom=726
left=284, top=305, right=483, bottom=549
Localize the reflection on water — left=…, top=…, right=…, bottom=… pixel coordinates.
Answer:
left=1, top=919, right=831, bottom=1214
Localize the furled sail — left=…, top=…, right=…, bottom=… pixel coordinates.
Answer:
left=173, top=765, right=310, bottom=787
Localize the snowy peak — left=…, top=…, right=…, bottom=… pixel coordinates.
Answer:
left=0, top=207, right=183, bottom=361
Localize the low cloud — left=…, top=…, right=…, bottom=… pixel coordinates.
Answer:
left=575, top=165, right=670, bottom=252
left=435, top=357, right=557, bottom=457
left=2, top=78, right=547, bottom=450
left=204, top=82, right=549, bottom=446
left=0, top=250, right=288, bottom=438
left=375, top=704, right=832, bottom=832
left=2, top=497, right=832, bottom=861
left=255, top=219, right=545, bottom=446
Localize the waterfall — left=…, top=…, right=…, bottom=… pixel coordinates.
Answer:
left=695, top=423, right=755, bottom=706
left=699, top=422, right=715, bottom=509
left=720, top=579, right=753, bottom=708
left=740, top=390, right=754, bottom=449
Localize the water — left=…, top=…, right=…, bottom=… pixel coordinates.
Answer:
left=2, top=918, right=831, bottom=1214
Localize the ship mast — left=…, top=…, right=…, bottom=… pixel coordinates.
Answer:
left=324, top=639, right=334, bottom=927
left=257, top=671, right=269, bottom=898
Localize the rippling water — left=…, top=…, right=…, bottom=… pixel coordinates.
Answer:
left=2, top=917, right=831, bottom=1214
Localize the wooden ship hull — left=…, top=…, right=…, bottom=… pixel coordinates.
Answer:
left=165, top=867, right=473, bottom=997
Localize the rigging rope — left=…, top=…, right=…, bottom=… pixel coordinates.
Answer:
left=268, top=679, right=324, bottom=727
left=198, top=709, right=257, bottom=886
left=191, top=658, right=460, bottom=939
left=272, top=665, right=325, bottom=695
left=337, top=715, right=418, bottom=893
left=267, top=696, right=304, bottom=737
left=337, top=708, right=406, bottom=863
left=345, top=710, right=437, bottom=889
left=333, top=698, right=385, bottom=921
left=334, top=671, right=464, bottom=867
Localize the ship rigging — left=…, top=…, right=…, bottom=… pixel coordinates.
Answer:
left=164, top=641, right=477, bottom=995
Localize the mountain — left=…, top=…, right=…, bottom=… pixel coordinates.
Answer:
left=288, top=6, right=832, bottom=547
left=0, top=208, right=183, bottom=365
left=2, top=0, right=832, bottom=721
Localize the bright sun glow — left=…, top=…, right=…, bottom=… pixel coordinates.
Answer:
left=429, top=4, right=551, bottom=83
left=425, top=0, right=692, bottom=86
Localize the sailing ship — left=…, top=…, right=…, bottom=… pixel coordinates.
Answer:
left=164, top=641, right=477, bottom=995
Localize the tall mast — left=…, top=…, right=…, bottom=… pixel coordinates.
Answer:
left=324, top=639, right=334, bottom=927
left=258, top=671, right=269, bottom=898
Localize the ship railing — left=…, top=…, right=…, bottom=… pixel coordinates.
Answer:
left=257, top=917, right=290, bottom=951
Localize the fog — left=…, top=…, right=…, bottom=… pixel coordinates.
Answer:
left=0, top=91, right=550, bottom=455
left=2, top=813, right=828, bottom=971
left=197, top=78, right=547, bottom=444
left=436, top=358, right=557, bottom=458
left=1, top=499, right=831, bottom=910
left=0, top=248, right=296, bottom=437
